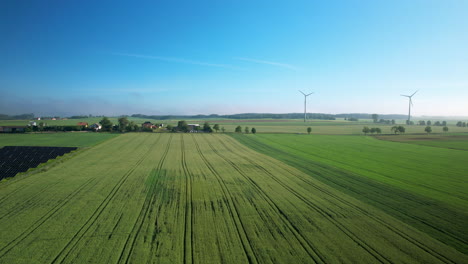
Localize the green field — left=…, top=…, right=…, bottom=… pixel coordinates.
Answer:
left=232, top=133, right=468, bottom=254
left=0, top=133, right=465, bottom=263
left=0, top=133, right=119, bottom=147
left=376, top=134, right=468, bottom=151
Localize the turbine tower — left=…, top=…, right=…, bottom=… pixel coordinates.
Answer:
left=299, top=90, right=313, bottom=122
left=400, top=90, right=418, bottom=123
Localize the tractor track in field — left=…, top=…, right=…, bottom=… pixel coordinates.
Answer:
left=281, top=164, right=461, bottom=264
left=215, top=136, right=393, bottom=264
left=230, top=135, right=460, bottom=264
left=192, top=135, right=258, bottom=264
left=51, top=134, right=158, bottom=264
left=0, top=181, right=62, bottom=221
left=203, top=135, right=326, bottom=264
left=116, top=134, right=172, bottom=264
left=0, top=177, right=98, bottom=258
left=180, top=135, right=194, bottom=264
left=263, top=136, right=468, bottom=203
left=235, top=135, right=468, bottom=253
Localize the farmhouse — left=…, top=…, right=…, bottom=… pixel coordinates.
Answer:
left=0, top=126, right=26, bottom=133
left=188, top=124, right=200, bottom=132
left=142, top=121, right=158, bottom=129
left=77, top=122, right=88, bottom=127
left=89, top=123, right=102, bottom=131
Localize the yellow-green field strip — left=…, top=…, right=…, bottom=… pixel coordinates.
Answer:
left=0, top=134, right=465, bottom=263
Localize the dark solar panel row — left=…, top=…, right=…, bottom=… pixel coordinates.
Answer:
left=0, top=146, right=77, bottom=180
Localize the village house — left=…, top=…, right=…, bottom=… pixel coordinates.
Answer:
left=89, top=123, right=102, bottom=131
left=142, top=121, right=158, bottom=129
left=187, top=124, right=200, bottom=132
left=77, top=122, right=88, bottom=127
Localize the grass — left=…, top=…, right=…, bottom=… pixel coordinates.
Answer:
left=231, top=133, right=468, bottom=254
left=0, top=133, right=119, bottom=147
left=0, top=133, right=465, bottom=263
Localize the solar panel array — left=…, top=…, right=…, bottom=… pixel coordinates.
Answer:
left=0, top=146, right=77, bottom=180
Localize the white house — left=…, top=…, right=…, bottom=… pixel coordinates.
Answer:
left=89, top=123, right=102, bottom=131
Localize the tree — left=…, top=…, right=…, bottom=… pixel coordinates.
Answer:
left=100, top=117, right=113, bottom=132
left=177, top=120, right=188, bottom=132
left=456, top=121, right=462, bottom=127
left=126, top=121, right=136, bottom=132
left=251, top=127, right=256, bottom=134
left=391, top=119, right=395, bottom=125
left=399, top=126, right=406, bottom=133
left=203, top=122, right=212, bottom=133
left=213, top=124, right=220, bottom=132
left=424, top=126, right=432, bottom=134
left=427, top=120, right=432, bottom=126
left=235, top=126, right=242, bottom=133
left=362, top=126, right=370, bottom=135
left=375, top=127, right=382, bottom=134
left=418, top=120, right=426, bottom=126
left=443, top=126, right=449, bottom=133
left=372, top=114, right=378, bottom=123
left=442, top=121, right=447, bottom=126
left=166, top=124, right=173, bottom=131
left=118, top=117, right=129, bottom=132
left=434, top=121, right=441, bottom=126
left=307, top=127, right=312, bottom=134
left=391, top=125, right=405, bottom=134
left=245, top=126, right=249, bottom=134
left=221, top=127, right=225, bottom=133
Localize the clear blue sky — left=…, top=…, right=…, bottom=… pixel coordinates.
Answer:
left=1, top=0, right=467, bottom=117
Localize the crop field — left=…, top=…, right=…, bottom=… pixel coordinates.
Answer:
left=0, top=133, right=465, bottom=263
left=376, top=134, right=468, bottom=151
left=232, top=133, right=468, bottom=255
left=0, top=133, right=119, bottom=147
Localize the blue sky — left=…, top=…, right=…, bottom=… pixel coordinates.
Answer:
left=1, top=0, right=467, bottom=116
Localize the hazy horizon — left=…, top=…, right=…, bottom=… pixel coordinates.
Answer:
left=1, top=1, right=467, bottom=117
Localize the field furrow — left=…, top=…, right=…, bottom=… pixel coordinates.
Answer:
left=0, top=133, right=466, bottom=263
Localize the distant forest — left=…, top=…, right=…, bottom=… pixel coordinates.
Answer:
left=131, top=113, right=409, bottom=120
left=0, top=113, right=35, bottom=120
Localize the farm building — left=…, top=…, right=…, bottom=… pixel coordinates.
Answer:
left=0, top=126, right=26, bottom=133
left=89, top=123, right=102, bottom=131
left=142, top=121, right=158, bottom=129
left=28, top=121, right=37, bottom=126
left=77, top=122, right=88, bottom=127
left=188, top=124, right=200, bottom=132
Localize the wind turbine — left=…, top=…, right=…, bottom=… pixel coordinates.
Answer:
left=400, top=90, right=418, bottom=123
left=299, top=90, right=313, bottom=122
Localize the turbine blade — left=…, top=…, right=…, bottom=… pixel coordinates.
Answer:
left=411, top=90, right=418, bottom=97
left=306, top=92, right=314, bottom=96
left=299, top=90, right=306, bottom=96
left=401, top=95, right=410, bottom=97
